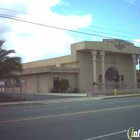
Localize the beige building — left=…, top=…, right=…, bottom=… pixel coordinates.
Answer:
left=5, top=39, right=140, bottom=93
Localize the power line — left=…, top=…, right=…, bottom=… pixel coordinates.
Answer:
left=76, top=28, right=138, bottom=40
left=122, top=0, right=140, bottom=9
left=0, top=14, right=113, bottom=38
left=0, top=14, right=140, bottom=44
left=133, top=0, right=140, bottom=5
left=0, top=7, right=28, bottom=15
left=88, top=25, right=140, bottom=36
left=112, top=0, right=140, bottom=11
left=0, top=7, right=140, bottom=37
left=111, top=0, right=140, bottom=12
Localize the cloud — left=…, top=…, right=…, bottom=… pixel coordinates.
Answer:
left=133, top=39, right=140, bottom=46
left=58, top=0, right=69, bottom=6
left=0, top=0, right=92, bottom=63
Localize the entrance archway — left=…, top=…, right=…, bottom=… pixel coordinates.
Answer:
left=105, top=67, right=119, bottom=82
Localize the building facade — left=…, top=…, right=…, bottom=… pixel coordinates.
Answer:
left=4, top=39, right=140, bottom=93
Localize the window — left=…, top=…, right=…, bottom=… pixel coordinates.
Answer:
left=5, top=81, right=11, bottom=86
left=0, top=81, right=4, bottom=92
left=16, top=80, right=21, bottom=87
left=121, top=75, right=124, bottom=81
left=20, top=80, right=25, bottom=84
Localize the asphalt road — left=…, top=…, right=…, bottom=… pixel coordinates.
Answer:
left=0, top=96, right=140, bottom=140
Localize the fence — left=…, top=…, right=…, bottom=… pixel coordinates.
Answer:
left=0, top=82, right=26, bottom=101
left=88, top=81, right=140, bottom=96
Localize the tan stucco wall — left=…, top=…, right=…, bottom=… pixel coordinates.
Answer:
left=76, top=51, right=93, bottom=92
left=38, top=73, right=49, bottom=92
left=17, top=73, right=77, bottom=93
left=19, top=74, right=39, bottom=93
left=23, top=55, right=77, bottom=69
left=61, top=62, right=79, bottom=67
left=85, top=39, right=139, bottom=54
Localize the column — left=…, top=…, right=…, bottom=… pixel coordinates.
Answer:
left=119, top=76, right=121, bottom=89
left=91, top=50, right=97, bottom=90
left=137, top=55, right=140, bottom=70
left=132, top=54, right=137, bottom=88
left=139, top=57, right=140, bottom=70
left=100, top=51, right=105, bottom=90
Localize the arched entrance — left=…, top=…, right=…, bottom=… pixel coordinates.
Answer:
left=105, top=67, right=119, bottom=82
left=137, top=79, right=140, bottom=88
left=99, top=75, right=102, bottom=90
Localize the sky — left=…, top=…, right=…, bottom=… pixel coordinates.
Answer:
left=0, top=0, right=140, bottom=63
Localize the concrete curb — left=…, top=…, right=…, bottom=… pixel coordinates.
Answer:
left=103, top=94, right=140, bottom=99
left=0, top=93, right=140, bottom=106
left=0, top=96, right=103, bottom=106
left=24, top=93, right=87, bottom=97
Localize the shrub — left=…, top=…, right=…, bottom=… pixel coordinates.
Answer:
left=59, top=79, right=69, bottom=93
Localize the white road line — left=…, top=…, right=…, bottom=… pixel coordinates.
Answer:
left=24, top=108, right=46, bottom=112
left=84, top=130, right=127, bottom=140
left=23, top=106, right=67, bottom=112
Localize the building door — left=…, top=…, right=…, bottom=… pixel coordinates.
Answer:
left=105, top=67, right=119, bottom=89
left=53, top=77, right=59, bottom=90
left=105, top=67, right=119, bottom=82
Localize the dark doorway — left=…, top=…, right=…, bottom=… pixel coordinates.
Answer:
left=53, top=77, right=59, bottom=89
left=105, top=67, right=119, bottom=82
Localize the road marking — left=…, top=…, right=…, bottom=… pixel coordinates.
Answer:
left=84, top=130, right=127, bottom=140
left=0, top=104, right=140, bottom=124
left=23, top=108, right=46, bottom=112
left=23, top=106, right=66, bottom=112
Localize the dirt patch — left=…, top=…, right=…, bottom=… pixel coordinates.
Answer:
left=0, top=94, right=24, bottom=102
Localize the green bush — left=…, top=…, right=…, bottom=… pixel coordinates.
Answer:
left=59, top=79, right=69, bottom=93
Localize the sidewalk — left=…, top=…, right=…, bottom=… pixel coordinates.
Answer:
left=0, top=93, right=140, bottom=106
left=24, top=92, right=87, bottom=96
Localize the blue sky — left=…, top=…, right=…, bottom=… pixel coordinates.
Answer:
left=0, top=0, right=140, bottom=63
left=51, top=0, right=140, bottom=42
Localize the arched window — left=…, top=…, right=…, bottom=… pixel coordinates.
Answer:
left=99, top=75, right=102, bottom=82
left=121, top=75, right=124, bottom=81
left=105, top=67, right=119, bottom=82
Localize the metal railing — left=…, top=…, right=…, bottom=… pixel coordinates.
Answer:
left=87, top=81, right=140, bottom=96
left=0, top=82, right=26, bottom=101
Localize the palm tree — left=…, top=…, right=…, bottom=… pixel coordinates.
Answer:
left=0, top=40, right=23, bottom=80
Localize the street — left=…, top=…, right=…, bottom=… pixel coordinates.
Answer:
left=0, top=96, right=140, bottom=140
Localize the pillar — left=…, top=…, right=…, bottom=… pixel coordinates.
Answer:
left=137, top=55, right=140, bottom=70
left=119, top=75, right=121, bottom=89
left=100, top=51, right=105, bottom=90
left=91, top=50, right=97, bottom=90
left=132, top=54, right=137, bottom=88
